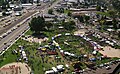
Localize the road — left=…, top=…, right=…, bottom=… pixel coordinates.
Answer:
left=0, top=0, right=62, bottom=55
left=0, top=22, right=29, bottom=52
left=0, top=11, right=36, bottom=35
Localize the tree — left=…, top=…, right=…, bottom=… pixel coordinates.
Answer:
left=96, top=6, right=101, bottom=11
left=118, top=32, right=120, bottom=38
left=56, top=8, right=64, bottom=13
left=108, top=10, right=116, bottom=18
left=78, top=16, right=84, bottom=23
left=0, top=0, right=5, bottom=6
left=62, top=21, right=76, bottom=31
left=112, top=18, right=118, bottom=29
left=84, top=15, right=90, bottom=22
left=45, top=22, right=53, bottom=30
left=111, top=0, right=120, bottom=11
left=29, top=16, right=45, bottom=34
left=1, top=0, right=8, bottom=10
left=48, top=9, right=53, bottom=14
left=99, top=19, right=106, bottom=32
left=67, top=11, right=72, bottom=16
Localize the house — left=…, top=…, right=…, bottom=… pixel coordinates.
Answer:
left=45, top=18, right=54, bottom=22
left=0, top=12, right=2, bottom=17
left=64, top=0, right=78, bottom=3
left=14, top=6, right=23, bottom=16
left=22, top=3, right=33, bottom=7
left=43, top=14, right=57, bottom=18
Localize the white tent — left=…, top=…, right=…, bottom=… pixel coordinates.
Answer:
left=45, top=70, right=54, bottom=74
left=65, top=64, right=69, bottom=68
left=65, top=33, right=71, bottom=36
left=22, top=53, right=26, bottom=57
left=22, top=51, right=25, bottom=54
left=57, top=65, right=64, bottom=70
left=70, top=53, right=75, bottom=57
left=60, top=50, right=64, bottom=53
left=58, top=26, right=64, bottom=29
left=105, top=41, right=110, bottom=44
left=92, top=51, right=97, bottom=55
left=94, top=46, right=97, bottom=50
left=52, top=67, right=58, bottom=72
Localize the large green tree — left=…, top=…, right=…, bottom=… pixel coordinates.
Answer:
left=29, top=16, right=45, bottom=33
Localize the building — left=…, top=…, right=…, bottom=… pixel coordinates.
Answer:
left=0, top=12, right=2, bottom=17
left=21, top=0, right=33, bottom=3
left=0, top=8, right=2, bottom=16
left=64, top=0, right=84, bottom=3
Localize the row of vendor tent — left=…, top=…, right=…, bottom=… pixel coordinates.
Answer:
left=74, top=33, right=103, bottom=51
left=19, top=45, right=28, bottom=61
left=19, top=45, right=24, bottom=51
left=89, top=54, right=108, bottom=62
left=52, top=40, right=61, bottom=50
left=92, top=32, right=117, bottom=46
left=45, top=65, right=64, bottom=74
left=52, top=33, right=71, bottom=40
left=92, top=33, right=102, bottom=39
left=51, top=33, right=72, bottom=50
left=21, top=51, right=27, bottom=60
left=105, top=40, right=114, bottom=46
left=60, top=49, right=97, bottom=58
left=60, top=50, right=76, bottom=57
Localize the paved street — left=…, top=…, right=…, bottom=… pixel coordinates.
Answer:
left=0, top=11, right=36, bottom=35
left=0, top=22, right=29, bottom=52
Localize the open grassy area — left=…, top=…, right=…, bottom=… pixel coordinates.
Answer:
left=55, top=35, right=93, bottom=54
left=0, top=39, right=25, bottom=67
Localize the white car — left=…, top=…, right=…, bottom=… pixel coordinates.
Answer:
left=105, top=66, right=111, bottom=70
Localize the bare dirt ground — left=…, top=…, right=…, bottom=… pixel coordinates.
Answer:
left=22, top=35, right=48, bottom=44
left=99, top=46, right=120, bottom=58
left=0, top=62, right=31, bottom=74
left=74, top=29, right=87, bottom=35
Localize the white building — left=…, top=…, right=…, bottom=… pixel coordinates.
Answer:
left=64, top=0, right=84, bottom=3
left=0, top=12, right=2, bottom=16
